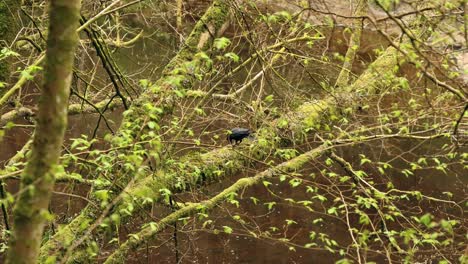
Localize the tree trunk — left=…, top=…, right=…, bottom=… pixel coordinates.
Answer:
left=6, top=1, right=81, bottom=263
left=0, top=0, right=20, bottom=95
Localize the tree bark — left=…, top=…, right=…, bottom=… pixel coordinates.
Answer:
left=6, top=1, right=81, bottom=263
left=0, top=0, right=20, bottom=92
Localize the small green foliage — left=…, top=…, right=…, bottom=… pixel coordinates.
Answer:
left=70, top=135, right=96, bottom=150
left=4, top=121, right=14, bottom=130
left=264, top=202, right=276, bottom=210
left=335, top=259, right=353, bottom=264
left=138, top=79, right=151, bottom=88
left=250, top=196, right=259, bottom=205
left=327, top=207, right=338, bottom=216
left=213, top=37, right=231, bottom=50
left=275, top=148, right=298, bottom=160
left=45, top=256, right=57, bottom=264
left=222, top=225, right=233, bottom=234
left=86, top=241, right=99, bottom=257
left=418, top=213, right=433, bottom=227
left=0, top=47, right=19, bottom=59
left=359, top=154, right=371, bottom=165
left=94, top=190, right=110, bottom=207
left=128, top=233, right=140, bottom=241
left=159, top=188, right=172, bottom=204
left=262, top=180, right=272, bottom=187
left=277, top=118, right=289, bottom=129
left=288, top=178, right=302, bottom=188
left=264, top=94, right=274, bottom=103
left=19, top=65, right=42, bottom=81
left=274, top=11, right=291, bottom=21
left=224, top=52, right=239, bottom=62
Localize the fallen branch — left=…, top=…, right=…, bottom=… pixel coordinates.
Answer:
left=104, top=144, right=329, bottom=264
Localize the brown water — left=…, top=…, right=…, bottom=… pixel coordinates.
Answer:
left=0, top=6, right=466, bottom=264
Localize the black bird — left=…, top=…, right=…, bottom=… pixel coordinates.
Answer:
left=227, top=128, right=252, bottom=145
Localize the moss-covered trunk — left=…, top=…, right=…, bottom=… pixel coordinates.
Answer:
left=5, top=1, right=81, bottom=263
left=0, top=0, right=20, bottom=95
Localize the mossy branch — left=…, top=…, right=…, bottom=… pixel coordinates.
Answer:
left=104, top=144, right=329, bottom=264
left=38, top=39, right=404, bottom=262
left=334, top=0, right=368, bottom=88
left=39, top=1, right=232, bottom=262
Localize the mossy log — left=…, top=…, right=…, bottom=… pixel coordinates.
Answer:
left=5, top=0, right=460, bottom=262
left=39, top=0, right=231, bottom=262
left=0, top=95, right=122, bottom=127
left=104, top=144, right=330, bottom=264
left=40, top=0, right=450, bottom=261
left=104, top=34, right=402, bottom=241
left=39, top=39, right=401, bottom=263
left=334, top=0, right=368, bottom=88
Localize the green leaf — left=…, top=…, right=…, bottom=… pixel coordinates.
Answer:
left=264, top=202, right=276, bottom=210
left=289, top=178, right=302, bottom=187
left=264, top=94, right=274, bottom=103
left=274, top=11, right=292, bottom=21
left=304, top=243, right=317, bottom=248
left=250, top=196, right=259, bottom=205
left=312, top=218, right=323, bottom=224
left=419, top=213, right=432, bottom=227
left=5, top=122, right=15, bottom=130
left=45, top=256, right=57, bottom=264
left=262, top=180, right=272, bottom=187
left=223, top=225, right=233, bottom=234
left=359, top=154, right=371, bottom=165
left=359, top=214, right=370, bottom=225
left=277, top=119, right=288, bottom=128
left=214, top=37, right=231, bottom=50
left=174, top=89, right=184, bottom=97
left=147, top=121, right=157, bottom=129
left=129, top=233, right=140, bottom=240
left=224, top=52, right=239, bottom=62
left=0, top=47, right=20, bottom=58
left=138, top=79, right=150, bottom=88
left=327, top=207, right=338, bottom=215
left=94, top=190, right=109, bottom=201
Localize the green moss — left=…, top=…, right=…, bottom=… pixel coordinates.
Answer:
left=299, top=100, right=330, bottom=129
left=0, top=0, right=20, bottom=85
left=39, top=213, right=91, bottom=262
left=348, top=47, right=399, bottom=94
